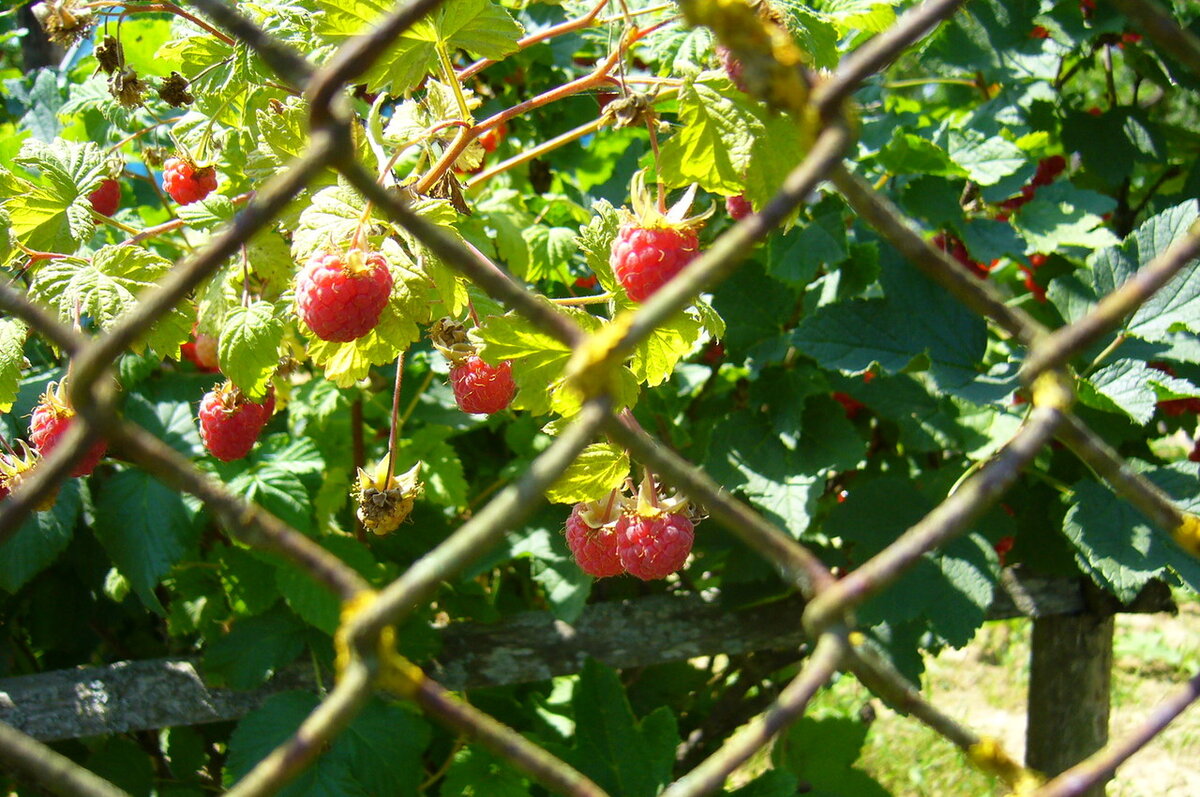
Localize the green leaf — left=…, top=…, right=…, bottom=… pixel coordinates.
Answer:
left=814, top=0, right=898, bottom=33
left=508, top=525, right=591, bottom=622
left=219, top=301, right=285, bottom=400
left=1085, top=359, right=1161, bottom=424
left=226, top=463, right=314, bottom=535
left=15, top=137, right=109, bottom=200
left=275, top=536, right=377, bottom=634
left=218, top=545, right=280, bottom=617
left=441, top=746, right=532, bottom=797
left=524, top=225, right=578, bottom=282
left=0, top=480, right=82, bottom=593
left=93, top=470, right=198, bottom=613
left=875, top=129, right=965, bottom=178
left=1011, top=182, right=1119, bottom=252
left=577, top=200, right=621, bottom=293
left=564, top=660, right=680, bottom=797
left=316, top=0, right=523, bottom=94
left=31, top=245, right=193, bottom=358
left=124, top=394, right=205, bottom=459
left=227, top=691, right=431, bottom=796
left=1063, top=464, right=1200, bottom=602
left=627, top=307, right=704, bottom=388
left=659, top=77, right=808, bottom=208
left=392, top=426, right=467, bottom=509
left=0, top=318, right=26, bottom=413
left=946, top=128, right=1024, bottom=186
left=546, top=443, right=630, bottom=504
left=204, top=603, right=308, bottom=689
left=772, top=715, right=889, bottom=797
left=476, top=310, right=576, bottom=416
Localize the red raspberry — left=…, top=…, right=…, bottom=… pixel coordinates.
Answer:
left=479, top=121, right=506, bottom=153
left=30, top=387, right=107, bottom=477
left=716, top=45, right=747, bottom=92
left=726, top=194, right=752, bottom=220
left=565, top=504, right=625, bottom=578
left=450, top=356, right=515, bottom=415
left=611, top=225, right=701, bottom=302
left=616, top=512, right=694, bottom=580
left=832, top=391, right=866, bottom=420
left=1191, top=440, right=1200, bottom=463
left=1029, top=25, right=1050, bottom=39
left=88, top=178, right=121, bottom=216
left=162, top=158, right=218, bottom=205
left=1031, top=156, right=1066, bottom=188
left=181, top=331, right=219, bottom=372
left=573, top=274, right=598, bottom=290
left=295, top=249, right=394, bottom=342
left=198, top=382, right=274, bottom=462
left=994, top=535, right=1015, bottom=567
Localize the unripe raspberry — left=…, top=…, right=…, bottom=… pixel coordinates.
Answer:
left=450, top=356, right=515, bottom=415
left=616, top=512, right=694, bottom=580
left=295, top=249, right=393, bottom=342
left=566, top=503, right=625, bottom=578
left=181, top=330, right=219, bottom=372
left=88, top=178, right=121, bottom=216
left=162, top=157, right=218, bottom=205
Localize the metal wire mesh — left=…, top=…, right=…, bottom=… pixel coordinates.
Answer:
left=2, top=0, right=1199, bottom=795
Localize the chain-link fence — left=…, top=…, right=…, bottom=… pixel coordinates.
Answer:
left=2, top=0, right=1199, bottom=794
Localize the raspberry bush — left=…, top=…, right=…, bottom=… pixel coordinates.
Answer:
left=2, top=0, right=1200, bottom=795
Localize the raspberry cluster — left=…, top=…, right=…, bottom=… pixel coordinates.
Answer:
left=562, top=477, right=699, bottom=581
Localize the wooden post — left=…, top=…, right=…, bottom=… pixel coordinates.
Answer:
left=1025, top=609, right=1115, bottom=796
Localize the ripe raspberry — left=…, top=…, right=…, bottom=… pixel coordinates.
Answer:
left=295, top=249, right=393, bottom=342
left=30, top=385, right=107, bottom=477
left=181, top=330, right=219, bottom=372
left=162, top=157, right=218, bottom=205
left=716, top=45, right=747, bottom=92
left=450, top=356, right=515, bottom=415
left=88, top=178, right=121, bottom=216
left=611, top=170, right=711, bottom=303
left=612, top=225, right=701, bottom=302
left=726, top=194, right=752, bottom=220
left=565, top=503, right=625, bottom=578
left=479, top=121, right=506, bottom=153
left=617, top=512, right=694, bottom=580
left=1031, top=155, right=1066, bottom=188
left=198, top=382, right=274, bottom=462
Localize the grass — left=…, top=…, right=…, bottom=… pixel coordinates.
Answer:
left=803, top=595, right=1200, bottom=796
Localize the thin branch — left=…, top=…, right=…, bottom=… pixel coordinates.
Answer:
left=1032, top=670, right=1200, bottom=797
left=602, top=412, right=835, bottom=598
left=334, top=156, right=583, bottom=347
left=346, top=398, right=609, bottom=645
left=0, top=721, right=130, bottom=797
left=804, top=404, right=1066, bottom=636
left=225, top=662, right=373, bottom=797
left=1020, top=218, right=1200, bottom=383
left=661, top=631, right=849, bottom=797
left=812, top=0, right=968, bottom=115
left=831, top=166, right=1047, bottom=347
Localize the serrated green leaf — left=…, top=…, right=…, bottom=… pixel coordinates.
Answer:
left=524, top=225, right=578, bottom=282
left=814, top=0, right=898, bottom=32
left=476, top=310, right=576, bottom=416
left=658, top=77, right=763, bottom=196
left=875, top=129, right=965, bottom=178
left=508, top=524, right=591, bottom=622
left=1012, top=182, right=1120, bottom=252
left=275, top=536, right=376, bottom=633
left=15, top=137, right=109, bottom=201
left=124, top=394, right=205, bottom=459
left=220, top=301, right=284, bottom=399
left=946, top=128, right=1024, bottom=186
left=441, top=746, right=533, bottom=797
left=1064, top=465, right=1200, bottom=601
left=564, top=660, right=679, bottom=797
left=316, top=0, right=523, bottom=95
left=577, top=200, right=621, bottom=293
left=1086, top=359, right=1159, bottom=424
left=31, top=245, right=193, bottom=358
left=546, top=443, right=629, bottom=504
left=0, top=479, right=82, bottom=593
left=772, top=716, right=889, bottom=796
left=227, top=692, right=431, bottom=796
left=204, top=603, right=308, bottom=689
left=227, top=463, right=313, bottom=535
left=93, top=470, right=198, bottom=613
left=0, top=318, right=26, bottom=412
